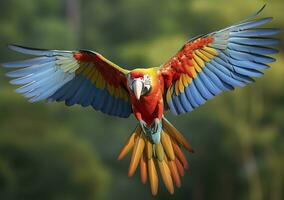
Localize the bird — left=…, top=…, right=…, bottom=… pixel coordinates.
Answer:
left=1, top=5, right=279, bottom=196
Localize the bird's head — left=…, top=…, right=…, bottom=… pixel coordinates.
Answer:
left=127, top=71, right=151, bottom=100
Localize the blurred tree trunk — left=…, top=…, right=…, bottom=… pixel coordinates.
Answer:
left=267, top=148, right=283, bottom=200
left=219, top=88, right=264, bottom=200
left=234, top=89, right=263, bottom=200
left=193, top=177, right=204, bottom=200
left=218, top=80, right=284, bottom=200
left=236, top=126, right=263, bottom=200
left=67, top=0, right=81, bottom=46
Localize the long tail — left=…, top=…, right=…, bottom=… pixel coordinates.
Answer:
left=117, top=117, right=194, bottom=196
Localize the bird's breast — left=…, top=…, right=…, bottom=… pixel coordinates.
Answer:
left=131, top=89, right=158, bottom=111
left=131, top=86, right=162, bottom=123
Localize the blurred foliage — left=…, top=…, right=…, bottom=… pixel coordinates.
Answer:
left=0, top=0, right=283, bottom=200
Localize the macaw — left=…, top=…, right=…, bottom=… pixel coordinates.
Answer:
left=2, top=6, right=279, bottom=196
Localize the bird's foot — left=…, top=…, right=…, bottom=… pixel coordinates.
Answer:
left=151, top=118, right=160, bottom=133
left=139, top=119, right=148, bottom=133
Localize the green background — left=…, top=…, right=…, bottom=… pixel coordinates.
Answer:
left=0, top=0, right=283, bottom=199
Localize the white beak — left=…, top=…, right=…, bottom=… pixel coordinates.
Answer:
left=132, top=79, right=143, bottom=100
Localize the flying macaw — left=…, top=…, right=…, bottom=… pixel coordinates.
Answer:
left=2, top=6, right=279, bottom=196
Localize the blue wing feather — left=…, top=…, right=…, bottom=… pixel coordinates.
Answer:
left=184, top=86, right=199, bottom=108
left=193, top=76, right=214, bottom=100
left=179, top=92, right=193, bottom=112
left=172, top=95, right=186, bottom=114
left=79, top=81, right=96, bottom=107
left=166, top=13, right=278, bottom=115
left=2, top=45, right=131, bottom=118
left=227, top=43, right=278, bottom=55
left=2, top=57, right=56, bottom=68
left=230, top=28, right=280, bottom=37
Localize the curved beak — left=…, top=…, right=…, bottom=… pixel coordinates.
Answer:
left=132, top=79, right=143, bottom=100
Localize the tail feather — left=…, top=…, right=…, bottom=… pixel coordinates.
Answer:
left=145, top=139, right=153, bottom=160
left=175, top=158, right=185, bottom=177
left=158, top=159, right=174, bottom=194
left=172, top=139, right=189, bottom=170
left=167, top=159, right=181, bottom=188
left=117, top=117, right=193, bottom=196
left=128, top=129, right=145, bottom=177
left=140, top=153, right=148, bottom=184
left=161, top=131, right=175, bottom=160
left=162, top=118, right=194, bottom=153
left=156, top=143, right=165, bottom=161
left=148, top=158, right=158, bottom=195
left=117, top=126, right=140, bottom=161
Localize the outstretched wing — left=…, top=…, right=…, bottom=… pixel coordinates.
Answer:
left=2, top=45, right=132, bottom=118
left=159, top=11, right=279, bottom=115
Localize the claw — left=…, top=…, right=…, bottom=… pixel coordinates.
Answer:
left=139, top=120, right=147, bottom=133
left=152, top=118, right=160, bottom=133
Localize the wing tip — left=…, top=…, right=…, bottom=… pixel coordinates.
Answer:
left=0, top=44, right=23, bottom=67
left=257, top=4, right=267, bottom=16
left=7, top=43, right=16, bottom=50
left=6, top=44, right=34, bottom=55
left=1, top=62, right=11, bottom=68
left=7, top=44, right=24, bottom=52
left=250, top=4, right=269, bottom=20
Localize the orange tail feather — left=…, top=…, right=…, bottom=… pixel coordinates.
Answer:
left=118, top=118, right=193, bottom=196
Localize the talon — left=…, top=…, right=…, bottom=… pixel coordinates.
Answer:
left=153, top=118, right=160, bottom=133
left=139, top=120, right=147, bottom=133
